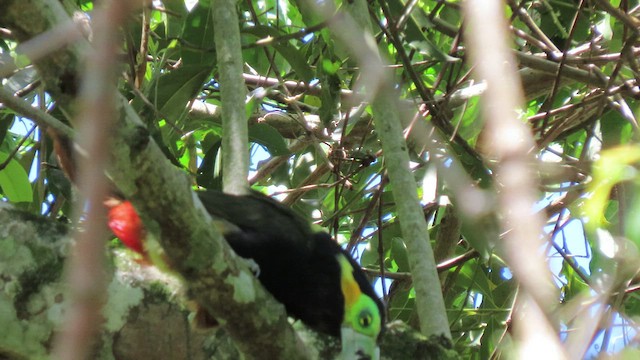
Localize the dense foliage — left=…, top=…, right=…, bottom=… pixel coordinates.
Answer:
left=2, top=0, right=640, bottom=358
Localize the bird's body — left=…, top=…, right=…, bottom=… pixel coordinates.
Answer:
left=107, top=190, right=384, bottom=356
left=195, top=191, right=383, bottom=338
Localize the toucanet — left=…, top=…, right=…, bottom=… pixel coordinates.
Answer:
left=107, top=190, right=385, bottom=358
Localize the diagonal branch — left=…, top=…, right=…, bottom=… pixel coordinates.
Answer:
left=303, top=0, right=452, bottom=340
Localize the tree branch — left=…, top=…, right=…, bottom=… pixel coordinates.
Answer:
left=303, top=0, right=452, bottom=340
left=213, top=0, right=250, bottom=195
left=463, top=0, right=565, bottom=357
left=0, top=86, right=74, bottom=138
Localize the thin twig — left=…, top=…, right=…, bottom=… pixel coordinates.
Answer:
left=0, top=85, right=74, bottom=138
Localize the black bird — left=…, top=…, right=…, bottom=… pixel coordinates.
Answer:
left=108, top=190, right=385, bottom=358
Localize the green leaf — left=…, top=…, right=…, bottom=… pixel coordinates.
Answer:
left=162, top=0, right=188, bottom=39
left=407, top=40, right=458, bottom=62
left=459, top=261, right=497, bottom=308
left=360, top=241, right=380, bottom=268
left=150, top=65, right=212, bottom=123
left=584, top=145, right=640, bottom=231
left=625, top=188, right=640, bottom=249
left=387, top=286, right=412, bottom=322
left=601, top=110, right=632, bottom=148
left=560, top=261, right=589, bottom=301
left=196, top=137, right=222, bottom=189
left=390, top=237, right=410, bottom=272
left=453, top=96, right=481, bottom=146
left=387, top=0, right=458, bottom=62
left=321, top=59, right=340, bottom=75
left=0, top=112, right=14, bottom=144
left=319, top=70, right=340, bottom=127
left=181, top=1, right=216, bottom=66
left=588, top=230, right=618, bottom=276
left=0, top=152, right=33, bottom=203
left=243, top=26, right=314, bottom=83
left=245, top=89, right=264, bottom=119
left=248, top=123, right=289, bottom=156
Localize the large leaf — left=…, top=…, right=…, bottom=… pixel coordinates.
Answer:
left=248, top=123, right=289, bottom=157
left=0, top=151, right=32, bottom=203
left=162, top=0, right=188, bottom=39
left=584, top=145, right=640, bottom=232
left=196, top=136, right=222, bottom=189
left=150, top=65, right=212, bottom=123
left=181, top=1, right=216, bottom=66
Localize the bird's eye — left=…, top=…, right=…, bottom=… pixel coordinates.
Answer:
left=359, top=310, right=373, bottom=328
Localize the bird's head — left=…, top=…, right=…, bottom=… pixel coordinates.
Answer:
left=337, top=254, right=382, bottom=360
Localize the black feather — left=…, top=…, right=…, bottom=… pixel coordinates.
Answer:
left=196, top=190, right=385, bottom=337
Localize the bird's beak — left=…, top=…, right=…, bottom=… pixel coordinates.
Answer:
left=339, top=327, right=380, bottom=360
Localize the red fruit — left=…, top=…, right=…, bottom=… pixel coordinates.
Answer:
left=107, top=201, right=145, bottom=255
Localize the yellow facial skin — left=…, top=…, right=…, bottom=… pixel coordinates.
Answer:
left=337, top=255, right=382, bottom=338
